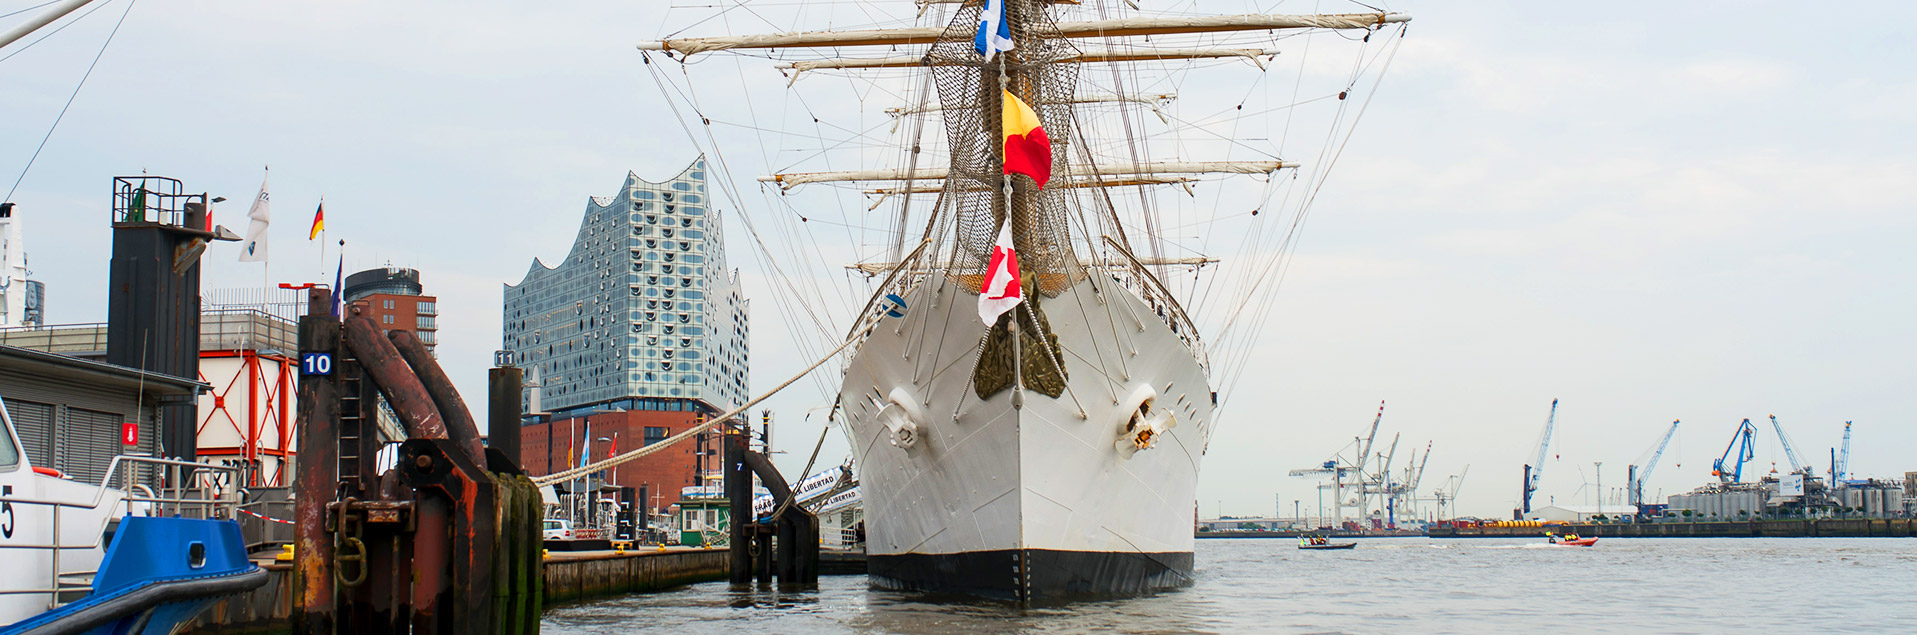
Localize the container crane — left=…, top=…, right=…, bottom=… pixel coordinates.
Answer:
left=1828, top=421, right=1853, bottom=486
left=1517, top=399, right=1558, bottom=519
left=1433, top=464, right=1469, bottom=522
left=1628, top=420, right=1680, bottom=509
left=1711, top=418, right=1758, bottom=483
left=1289, top=460, right=1352, bottom=529
left=1354, top=401, right=1384, bottom=515
left=1766, top=414, right=1808, bottom=474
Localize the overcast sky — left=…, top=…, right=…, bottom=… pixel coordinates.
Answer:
left=2, top=1, right=1911, bottom=520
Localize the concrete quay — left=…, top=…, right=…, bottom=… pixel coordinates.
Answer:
left=1428, top=518, right=1917, bottom=538
left=182, top=547, right=730, bottom=633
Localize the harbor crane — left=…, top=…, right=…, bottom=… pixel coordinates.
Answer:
left=1289, top=460, right=1353, bottom=529
left=1628, top=420, right=1680, bottom=509
left=1711, top=418, right=1758, bottom=483
left=1517, top=399, right=1559, bottom=519
left=1433, top=464, right=1469, bottom=522
left=1766, top=414, right=1808, bottom=474
left=1354, top=402, right=1384, bottom=516
left=1829, top=421, right=1852, bottom=484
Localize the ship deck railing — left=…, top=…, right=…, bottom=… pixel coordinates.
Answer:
left=0, top=457, right=243, bottom=607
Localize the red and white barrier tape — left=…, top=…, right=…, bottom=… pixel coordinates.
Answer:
left=240, top=508, right=296, bottom=525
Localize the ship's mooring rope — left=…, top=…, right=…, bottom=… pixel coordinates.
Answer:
left=532, top=332, right=861, bottom=487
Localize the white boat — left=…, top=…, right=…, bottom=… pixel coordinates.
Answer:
left=641, top=0, right=1410, bottom=601
left=0, top=398, right=260, bottom=631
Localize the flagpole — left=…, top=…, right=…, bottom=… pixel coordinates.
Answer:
left=262, top=165, right=269, bottom=303
left=318, top=195, right=325, bottom=280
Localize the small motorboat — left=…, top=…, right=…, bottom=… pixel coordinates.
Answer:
left=1546, top=532, right=1599, bottom=547
left=1299, top=542, right=1357, bottom=550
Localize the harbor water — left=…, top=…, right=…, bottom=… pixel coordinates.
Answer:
left=543, top=537, right=1917, bottom=633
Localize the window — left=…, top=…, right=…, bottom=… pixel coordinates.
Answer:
left=417, top=315, right=436, bottom=329
left=644, top=427, right=667, bottom=446
left=0, top=404, right=19, bottom=469
left=383, top=299, right=395, bottom=309
left=382, top=315, right=394, bottom=325
left=417, top=301, right=436, bottom=315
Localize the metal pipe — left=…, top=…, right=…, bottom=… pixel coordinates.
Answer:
left=388, top=330, right=485, bottom=463
left=341, top=315, right=448, bottom=440
left=0, top=0, right=98, bottom=51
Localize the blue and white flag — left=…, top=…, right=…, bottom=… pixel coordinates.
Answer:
left=237, top=169, right=270, bottom=262
left=974, top=0, right=1013, bottom=61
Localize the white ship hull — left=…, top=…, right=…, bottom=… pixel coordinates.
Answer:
left=839, top=273, right=1214, bottom=601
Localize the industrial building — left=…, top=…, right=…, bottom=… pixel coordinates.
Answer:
left=0, top=345, right=202, bottom=486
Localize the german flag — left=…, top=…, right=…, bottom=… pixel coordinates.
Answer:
left=308, top=201, right=325, bottom=240
left=1001, top=90, right=1051, bottom=188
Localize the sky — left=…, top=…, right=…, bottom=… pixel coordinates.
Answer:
left=1, top=0, right=1912, bottom=521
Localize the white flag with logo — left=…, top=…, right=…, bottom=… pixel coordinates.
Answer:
left=237, top=171, right=270, bottom=262
left=977, top=221, right=1023, bottom=325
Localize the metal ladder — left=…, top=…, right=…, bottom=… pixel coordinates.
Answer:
left=337, top=351, right=368, bottom=493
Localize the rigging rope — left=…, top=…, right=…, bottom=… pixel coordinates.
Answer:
left=534, top=330, right=861, bottom=487
left=4, top=0, right=138, bottom=203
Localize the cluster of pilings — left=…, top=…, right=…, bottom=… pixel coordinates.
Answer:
left=292, top=289, right=541, bottom=633
left=724, top=426, right=819, bottom=586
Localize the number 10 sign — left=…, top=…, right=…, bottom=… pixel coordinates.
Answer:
left=301, top=352, right=334, bottom=376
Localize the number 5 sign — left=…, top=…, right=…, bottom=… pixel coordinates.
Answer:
left=301, top=352, right=334, bottom=376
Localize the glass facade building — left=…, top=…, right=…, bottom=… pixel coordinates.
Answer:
left=503, top=157, right=748, bottom=417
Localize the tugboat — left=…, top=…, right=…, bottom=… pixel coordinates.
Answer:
left=0, top=400, right=266, bottom=633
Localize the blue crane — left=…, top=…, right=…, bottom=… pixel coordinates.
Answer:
left=1711, top=418, right=1758, bottom=483
left=1517, top=399, right=1558, bottom=518
left=1629, top=419, right=1680, bottom=508
left=1766, top=414, right=1807, bottom=473
left=1830, top=421, right=1852, bottom=483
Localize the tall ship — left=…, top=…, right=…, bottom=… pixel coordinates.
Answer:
left=641, top=1, right=1408, bottom=601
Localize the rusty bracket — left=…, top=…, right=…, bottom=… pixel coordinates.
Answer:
left=328, top=498, right=417, bottom=534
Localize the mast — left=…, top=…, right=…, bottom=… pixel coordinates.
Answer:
left=639, top=13, right=1410, bottom=56
left=779, top=48, right=1277, bottom=75
left=761, top=161, right=1297, bottom=189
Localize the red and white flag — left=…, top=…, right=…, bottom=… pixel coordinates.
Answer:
left=978, top=221, right=1023, bottom=325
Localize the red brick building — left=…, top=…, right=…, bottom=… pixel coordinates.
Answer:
left=521, top=407, right=723, bottom=517
left=342, top=267, right=438, bottom=353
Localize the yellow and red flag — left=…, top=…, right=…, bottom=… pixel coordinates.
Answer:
left=308, top=201, right=325, bottom=240
left=1001, top=90, right=1051, bottom=188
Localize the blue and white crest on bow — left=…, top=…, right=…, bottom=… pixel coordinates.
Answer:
left=974, top=0, right=1014, bottom=60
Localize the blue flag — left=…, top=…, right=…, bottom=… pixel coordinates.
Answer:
left=974, top=0, right=1013, bottom=60
left=330, top=256, right=343, bottom=318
